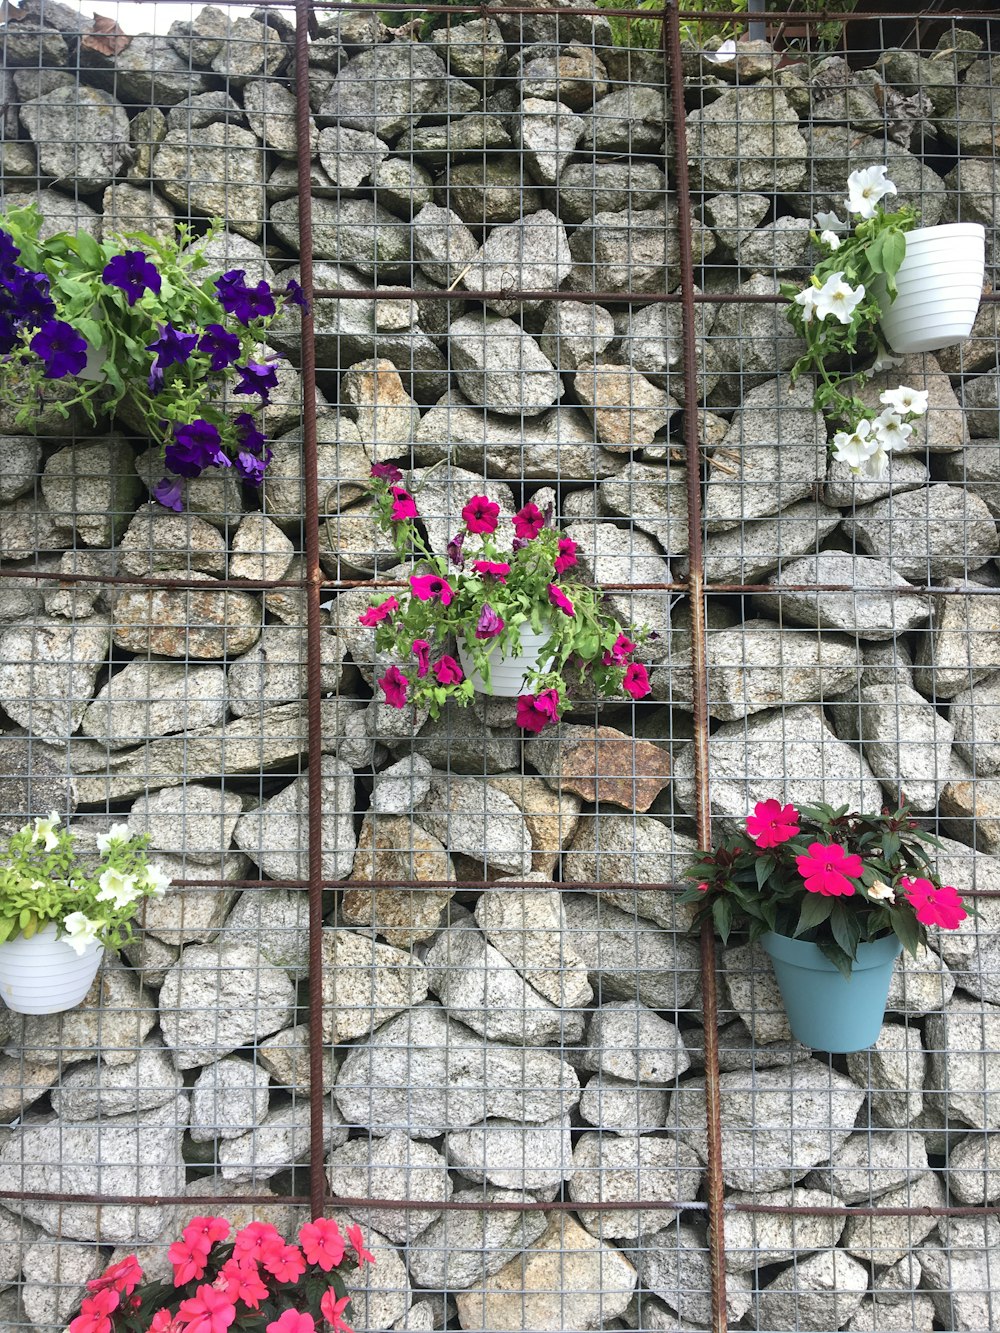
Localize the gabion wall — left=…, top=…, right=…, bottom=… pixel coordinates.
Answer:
left=0, top=0, right=999, bottom=1329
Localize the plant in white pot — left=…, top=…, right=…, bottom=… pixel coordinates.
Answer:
left=360, top=466, right=652, bottom=732
left=783, top=165, right=985, bottom=480
left=0, top=814, right=170, bottom=1014
left=681, top=798, right=969, bottom=1054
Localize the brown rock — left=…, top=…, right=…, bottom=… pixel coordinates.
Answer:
left=574, top=363, right=677, bottom=452
left=344, top=813, right=456, bottom=946
left=112, top=572, right=261, bottom=658
left=527, top=725, right=670, bottom=811
left=487, top=774, right=582, bottom=876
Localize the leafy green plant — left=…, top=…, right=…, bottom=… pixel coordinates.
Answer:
left=681, top=798, right=969, bottom=978
left=0, top=813, right=169, bottom=955
left=594, top=0, right=749, bottom=49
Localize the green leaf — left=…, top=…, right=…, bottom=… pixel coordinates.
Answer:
left=893, top=905, right=922, bottom=957
left=69, top=230, right=104, bottom=270
left=865, top=232, right=886, bottom=275
left=882, top=229, right=907, bottom=279
left=793, top=893, right=834, bottom=937
left=711, top=895, right=734, bottom=944
left=829, top=902, right=860, bottom=960
left=754, top=855, right=776, bottom=889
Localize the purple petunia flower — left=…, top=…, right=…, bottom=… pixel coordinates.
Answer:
left=475, top=603, right=505, bottom=641
left=215, top=269, right=275, bottom=324
left=30, top=319, right=88, bottom=378
left=235, top=411, right=266, bottom=456
left=102, top=251, right=162, bottom=306
left=235, top=446, right=272, bottom=486
left=447, top=531, right=465, bottom=569
left=153, top=476, right=185, bottom=511
left=146, top=324, right=199, bottom=391
left=165, top=418, right=227, bottom=478
left=0, top=230, right=20, bottom=273
left=234, top=360, right=280, bottom=405
left=284, top=278, right=308, bottom=310
left=199, top=323, right=241, bottom=371
left=2, top=266, right=55, bottom=329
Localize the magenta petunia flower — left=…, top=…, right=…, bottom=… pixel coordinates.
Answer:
left=900, top=876, right=968, bottom=930
left=447, top=531, right=466, bottom=568
left=475, top=603, right=505, bottom=639
left=746, top=799, right=800, bottom=849
left=371, top=462, right=403, bottom=484
left=462, top=494, right=500, bottom=534
left=515, top=689, right=561, bottom=733
left=548, top=584, right=575, bottom=617
left=554, top=537, right=577, bottom=575
left=433, top=655, right=464, bottom=685
left=473, top=560, right=510, bottom=581
left=513, top=502, right=545, bottom=540
left=358, top=596, right=399, bottom=627
left=378, top=666, right=409, bottom=709
left=622, top=661, right=650, bottom=699
left=410, top=574, right=453, bottom=605
left=390, top=487, right=418, bottom=521
left=412, top=639, right=431, bottom=677
left=795, top=842, right=863, bottom=897
left=603, top=633, right=637, bottom=666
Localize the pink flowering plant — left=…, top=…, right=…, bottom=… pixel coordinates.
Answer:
left=68, top=1215, right=373, bottom=1333
left=682, top=798, right=969, bottom=978
left=361, top=467, right=652, bottom=731
left=0, top=205, right=307, bottom=511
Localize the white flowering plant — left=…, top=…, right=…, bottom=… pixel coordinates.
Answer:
left=0, top=814, right=169, bottom=955
left=783, top=165, right=928, bottom=479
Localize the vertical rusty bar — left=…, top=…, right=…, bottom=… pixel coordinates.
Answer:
left=294, top=0, right=329, bottom=1223
left=663, top=4, right=727, bottom=1329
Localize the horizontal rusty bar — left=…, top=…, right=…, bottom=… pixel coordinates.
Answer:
left=314, top=287, right=1000, bottom=307
left=0, top=567, right=306, bottom=593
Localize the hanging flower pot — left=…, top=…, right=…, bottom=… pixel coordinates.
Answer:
left=875, top=222, right=985, bottom=354
left=759, top=929, right=902, bottom=1054
left=457, top=626, right=555, bottom=697
left=0, top=921, right=104, bottom=1015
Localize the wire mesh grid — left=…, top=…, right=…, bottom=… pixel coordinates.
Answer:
left=0, top=0, right=998, bottom=1329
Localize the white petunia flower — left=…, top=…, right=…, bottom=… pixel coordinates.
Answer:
left=868, top=879, right=897, bottom=903
left=62, top=912, right=100, bottom=957
left=845, top=165, right=898, bottom=219
left=793, top=286, right=821, bottom=323
left=815, top=210, right=847, bottom=233
left=831, top=419, right=879, bottom=471
left=96, top=868, right=140, bottom=910
left=141, top=864, right=172, bottom=899
left=879, top=385, right=929, bottom=416
left=874, top=409, right=913, bottom=452
left=871, top=344, right=904, bottom=373
left=31, top=811, right=60, bottom=852
left=96, top=822, right=133, bottom=854
left=820, top=230, right=842, bottom=250
left=814, top=271, right=866, bottom=324
left=862, top=437, right=891, bottom=480
left=705, top=39, right=737, bottom=63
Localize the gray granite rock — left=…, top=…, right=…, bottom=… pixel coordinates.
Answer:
left=582, top=1001, right=691, bottom=1086
left=446, top=1113, right=573, bottom=1192
left=628, top=1221, right=752, bottom=1327
left=847, top=1022, right=925, bottom=1126
left=417, top=771, right=532, bottom=876
left=842, top=485, right=998, bottom=580
left=270, top=195, right=409, bottom=277
left=155, top=124, right=265, bottom=240
left=755, top=1248, right=869, bottom=1332
left=189, top=1056, right=270, bottom=1142
left=578, top=1073, right=670, bottom=1136
left=0, top=614, right=110, bottom=744
left=326, top=1130, right=451, bottom=1242
left=318, top=44, right=470, bottom=139
left=758, top=553, right=933, bottom=640
left=567, top=203, right=713, bottom=295
left=462, top=208, right=572, bottom=316
left=558, top=159, right=667, bottom=223
left=50, top=1040, right=183, bottom=1119
left=407, top=1185, right=549, bottom=1290
left=562, top=893, right=700, bottom=1010
left=806, top=1128, right=930, bottom=1202
left=913, top=580, right=1000, bottom=699
left=474, top=885, right=593, bottom=1008
left=449, top=312, right=563, bottom=418
left=20, top=83, right=129, bottom=190
left=219, top=1099, right=347, bottom=1184
left=233, top=755, right=356, bottom=881
left=21, top=1237, right=102, bottom=1327
left=520, top=96, right=587, bottom=183
left=129, top=783, right=243, bottom=864
left=320, top=928, right=428, bottom=1043
left=925, top=996, right=1000, bottom=1130
left=724, top=1186, right=846, bottom=1271
left=570, top=1131, right=703, bottom=1241
left=688, top=84, right=807, bottom=192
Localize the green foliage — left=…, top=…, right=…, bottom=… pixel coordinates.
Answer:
left=0, top=814, right=169, bottom=953
left=594, top=0, right=749, bottom=49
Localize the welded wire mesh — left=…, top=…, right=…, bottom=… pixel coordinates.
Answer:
left=0, top=2, right=998, bottom=1331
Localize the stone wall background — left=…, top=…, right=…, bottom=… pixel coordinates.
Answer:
left=0, top=0, right=999, bottom=1328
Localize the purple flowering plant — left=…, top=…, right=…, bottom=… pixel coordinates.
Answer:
left=359, top=468, right=653, bottom=731
left=0, top=205, right=307, bottom=508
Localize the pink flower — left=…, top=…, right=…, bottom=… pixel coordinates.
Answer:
left=149, top=1313, right=184, bottom=1333
left=320, top=1290, right=354, bottom=1333
left=554, top=538, right=577, bottom=575
left=299, top=1219, right=346, bottom=1272
left=370, top=462, right=402, bottom=483
left=622, top=662, right=651, bottom=699
left=183, top=1217, right=231, bottom=1253
left=746, top=799, right=801, bottom=849
left=267, top=1314, right=315, bottom=1333
left=176, top=1285, right=236, bottom=1333
left=462, top=494, right=500, bottom=534
left=795, top=842, right=864, bottom=897
left=602, top=633, right=636, bottom=666
left=346, top=1223, right=375, bottom=1267
left=548, top=584, right=575, bottom=617
left=389, top=487, right=417, bottom=521
left=409, top=574, right=453, bottom=606
left=233, top=1222, right=283, bottom=1265
left=447, top=531, right=465, bottom=567
left=87, top=1255, right=143, bottom=1296
left=358, top=596, right=399, bottom=627
left=697, top=882, right=709, bottom=894
left=169, top=1237, right=209, bottom=1286
left=433, top=656, right=464, bottom=685
left=70, top=1290, right=120, bottom=1333
left=513, top=503, right=545, bottom=540
left=262, top=1241, right=306, bottom=1284
left=472, top=559, right=510, bottom=581
left=475, top=604, right=505, bottom=640
left=378, top=665, right=409, bottom=709
left=901, top=876, right=968, bottom=930
left=412, top=639, right=431, bottom=678
left=516, top=689, right=561, bottom=733
left=217, top=1258, right=268, bottom=1309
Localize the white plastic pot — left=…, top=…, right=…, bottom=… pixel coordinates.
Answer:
left=876, top=223, right=985, bottom=354
left=457, top=627, right=555, bottom=697
left=0, top=923, right=104, bottom=1015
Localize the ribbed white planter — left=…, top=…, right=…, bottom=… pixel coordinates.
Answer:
left=457, top=628, right=554, bottom=697
left=876, top=223, right=985, bottom=354
left=0, top=923, right=103, bottom=1015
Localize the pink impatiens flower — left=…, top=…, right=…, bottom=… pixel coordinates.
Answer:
left=320, top=1290, right=354, bottom=1333
left=433, top=656, right=464, bottom=685
left=513, top=502, right=545, bottom=540
left=217, top=1257, right=269, bottom=1309
left=299, top=1219, right=346, bottom=1272
left=168, top=1237, right=209, bottom=1286
left=746, top=799, right=801, bottom=849
left=412, top=639, right=431, bottom=678
left=358, top=596, right=399, bottom=627
left=622, top=662, right=651, bottom=699
left=183, top=1217, right=231, bottom=1252
left=472, top=559, right=510, bottom=581
left=515, top=689, right=561, bottom=733
left=233, top=1222, right=283, bottom=1265
left=149, top=1313, right=184, bottom=1333
left=409, top=574, right=453, bottom=606
left=70, top=1290, right=120, bottom=1333
left=87, top=1255, right=143, bottom=1297
left=346, top=1223, right=376, bottom=1267
left=554, top=538, right=577, bottom=575
left=900, top=876, right=968, bottom=930
left=378, top=666, right=409, bottom=709
left=462, top=494, right=500, bottom=534
left=266, top=1314, right=315, bottom=1333
left=548, top=584, right=575, bottom=617
left=260, top=1241, right=306, bottom=1285
left=795, top=842, right=863, bottom=897
left=176, top=1284, right=236, bottom=1333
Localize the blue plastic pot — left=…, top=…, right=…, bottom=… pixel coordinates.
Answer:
left=759, top=930, right=903, bottom=1054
